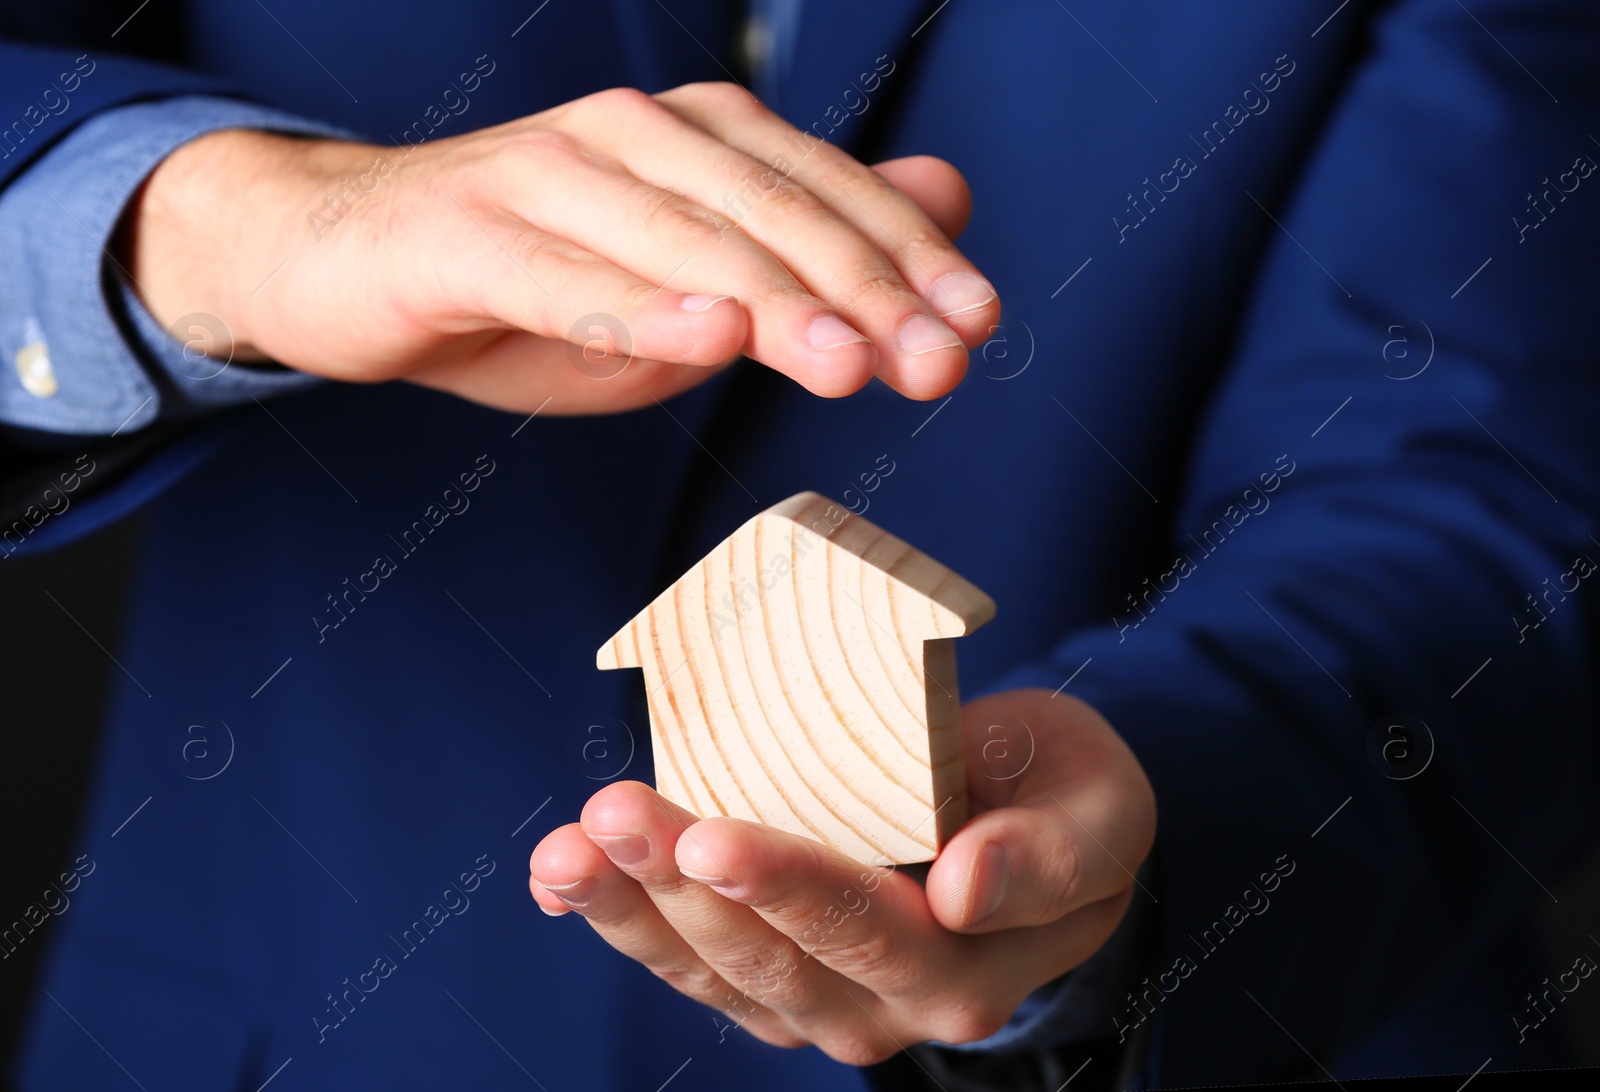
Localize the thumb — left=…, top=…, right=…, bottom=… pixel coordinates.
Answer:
left=923, top=800, right=1089, bottom=934
left=924, top=688, right=1156, bottom=933
left=924, top=770, right=1154, bottom=934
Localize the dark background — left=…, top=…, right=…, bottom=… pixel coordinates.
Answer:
left=3, top=517, right=1598, bottom=1070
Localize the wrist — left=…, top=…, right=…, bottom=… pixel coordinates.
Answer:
left=117, top=128, right=355, bottom=363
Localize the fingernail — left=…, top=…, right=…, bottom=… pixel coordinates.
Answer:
left=681, top=868, right=750, bottom=901
left=971, top=843, right=1010, bottom=925
left=677, top=841, right=750, bottom=900
left=807, top=314, right=870, bottom=351
left=540, top=877, right=597, bottom=908
left=538, top=901, right=568, bottom=917
left=592, top=835, right=650, bottom=866
left=927, top=272, right=996, bottom=318
left=897, top=314, right=962, bottom=356
left=680, top=293, right=734, bottom=313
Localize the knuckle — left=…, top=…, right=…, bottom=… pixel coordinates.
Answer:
left=819, top=1030, right=900, bottom=1068
left=720, top=949, right=812, bottom=1013
left=618, top=279, right=663, bottom=315
left=747, top=174, right=827, bottom=222
left=503, top=128, right=584, bottom=165
left=655, top=962, right=726, bottom=1006
left=762, top=1028, right=814, bottom=1050
left=931, top=1000, right=1011, bottom=1045
left=890, top=223, right=951, bottom=259
left=806, top=147, right=886, bottom=199
left=1036, top=839, right=1083, bottom=923
left=582, top=85, right=659, bottom=119
left=678, top=81, right=758, bottom=113
left=645, top=189, right=734, bottom=246
left=756, top=974, right=815, bottom=1016
left=818, top=927, right=914, bottom=994
left=504, top=227, right=555, bottom=270
left=743, top=1022, right=810, bottom=1050
left=829, top=265, right=914, bottom=316
left=706, top=946, right=768, bottom=991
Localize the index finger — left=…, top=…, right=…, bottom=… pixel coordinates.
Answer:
left=674, top=815, right=957, bottom=1000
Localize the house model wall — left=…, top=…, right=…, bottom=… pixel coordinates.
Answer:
left=597, top=491, right=995, bottom=864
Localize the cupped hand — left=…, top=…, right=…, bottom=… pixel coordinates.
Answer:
left=528, top=689, right=1157, bottom=1065
left=125, top=82, right=999, bottom=415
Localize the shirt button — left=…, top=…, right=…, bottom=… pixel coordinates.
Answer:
left=15, top=340, right=57, bottom=398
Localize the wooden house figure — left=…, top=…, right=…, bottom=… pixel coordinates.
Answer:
left=597, top=492, right=995, bottom=864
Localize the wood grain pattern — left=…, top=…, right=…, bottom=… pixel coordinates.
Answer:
left=598, top=492, right=995, bottom=864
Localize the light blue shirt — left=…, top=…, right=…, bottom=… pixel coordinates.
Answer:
left=0, top=96, right=346, bottom=437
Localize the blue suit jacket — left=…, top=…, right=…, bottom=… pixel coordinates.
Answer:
left=5, top=1, right=1600, bottom=1088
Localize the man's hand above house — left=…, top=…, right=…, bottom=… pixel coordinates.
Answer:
left=118, top=82, right=999, bottom=415
left=527, top=689, right=1157, bottom=1064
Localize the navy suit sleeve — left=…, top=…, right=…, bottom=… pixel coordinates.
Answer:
left=0, top=42, right=228, bottom=186
left=921, top=0, right=1600, bottom=1082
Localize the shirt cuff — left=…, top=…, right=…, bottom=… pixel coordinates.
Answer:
left=0, top=94, right=352, bottom=436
